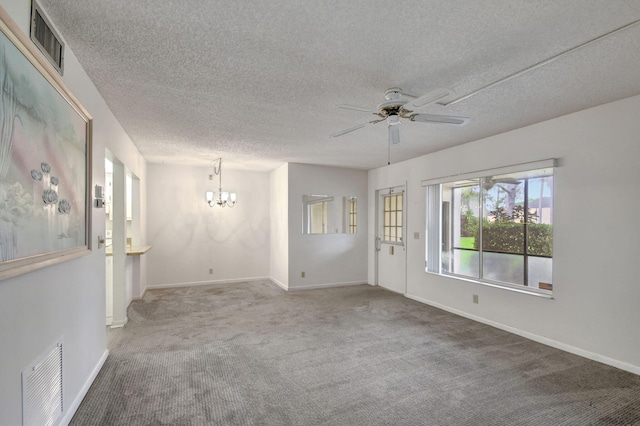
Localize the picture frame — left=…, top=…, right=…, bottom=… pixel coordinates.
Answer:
left=0, top=7, right=93, bottom=281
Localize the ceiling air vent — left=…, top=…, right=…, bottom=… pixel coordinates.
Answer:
left=30, top=1, right=64, bottom=75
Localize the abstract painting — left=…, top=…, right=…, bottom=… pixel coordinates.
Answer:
left=0, top=8, right=92, bottom=280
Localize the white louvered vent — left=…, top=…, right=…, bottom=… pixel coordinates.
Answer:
left=30, top=1, right=64, bottom=75
left=22, top=339, right=63, bottom=426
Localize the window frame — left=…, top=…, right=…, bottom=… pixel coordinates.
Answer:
left=423, top=159, right=555, bottom=296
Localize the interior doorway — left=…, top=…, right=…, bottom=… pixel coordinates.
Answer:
left=105, top=149, right=143, bottom=327
left=105, top=158, right=113, bottom=326
left=105, top=151, right=130, bottom=328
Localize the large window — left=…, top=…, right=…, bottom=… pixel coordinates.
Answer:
left=425, top=162, right=554, bottom=293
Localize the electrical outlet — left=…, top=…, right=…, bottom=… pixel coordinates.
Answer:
left=473, top=294, right=479, bottom=304
left=209, top=268, right=213, bottom=274
left=414, top=232, right=420, bottom=239
left=301, top=271, right=305, bottom=278
left=209, top=174, right=213, bottom=180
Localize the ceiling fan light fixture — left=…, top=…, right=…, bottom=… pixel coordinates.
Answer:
left=388, top=115, right=401, bottom=125
left=389, top=123, right=401, bottom=145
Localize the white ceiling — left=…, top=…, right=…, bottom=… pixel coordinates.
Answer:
left=40, top=0, right=640, bottom=171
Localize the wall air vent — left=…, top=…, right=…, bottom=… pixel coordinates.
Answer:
left=21, top=339, right=64, bottom=426
left=30, top=1, right=64, bottom=75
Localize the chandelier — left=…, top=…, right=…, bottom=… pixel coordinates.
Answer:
left=205, top=158, right=236, bottom=208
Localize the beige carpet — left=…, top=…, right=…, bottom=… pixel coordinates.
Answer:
left=72, top=281, right=640, bottom=425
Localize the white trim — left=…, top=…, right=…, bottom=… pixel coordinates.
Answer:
left=270, top=278, right=288, bottom=291
left=59, top=349, right=108, bottom=426
left=109, top=317, right=128, bottom=328
left=146, top=276, right=271, bottom=290
left=404, top=293, right=640, bottom=376
left=379, top=285, right=405, bottom=295
left=421, top=158, right=556, bottom=186
left=132, top=287, right=147, bottom=300
left=287, top=281, right=367, bottom=291
left=375, top=183, right=408, bottom=290
left=425, top=271, right=554, bottom=299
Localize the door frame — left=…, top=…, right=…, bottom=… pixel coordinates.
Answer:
left=375, top=183, right=407, bottom=292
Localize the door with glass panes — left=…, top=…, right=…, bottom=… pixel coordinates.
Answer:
left=376, top=186, right=406, bottom=294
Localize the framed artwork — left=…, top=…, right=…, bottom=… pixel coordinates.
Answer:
left=0, top=7, right=93, bottom=281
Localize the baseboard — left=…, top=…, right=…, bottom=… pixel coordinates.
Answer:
left=404, top=293, right=640, bottom=376
left=60, top=349, right=109, bottom=426
left=287, top=281, right=367, bottom=291
left=110, top=317, right=128, bottom=328
left=146, top=276, right=271, bottom=290
left=132, top=286, right=147, bottom=300
left=269, top=277, right=288, bottom=291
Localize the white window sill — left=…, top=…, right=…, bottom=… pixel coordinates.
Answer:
left=425, top=271, right=554, bottom=299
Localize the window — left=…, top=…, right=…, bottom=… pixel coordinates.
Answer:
left=302, top=195, right=357, bottom=234
left=309, top=200, right=328, bottom=234
left=348, top=197, right=357, bottom=234
left=425, top=162, right=554, bottom=293
left=383, top=193, right=403, bottom=243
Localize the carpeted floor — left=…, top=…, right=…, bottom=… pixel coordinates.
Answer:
left=71, top=281, right=640, bottom=425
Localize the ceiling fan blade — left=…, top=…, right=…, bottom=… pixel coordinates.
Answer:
left=331, top=122, right=368, bottom=137
left=389, top=124, right=401, bottom=145
left=331, top=118, right=385, bottom=137
left=401, top=88, right=450, bottom=112
left=410, top=113, right=470, bottom=127
left=336, top=104, right=375, bottom=113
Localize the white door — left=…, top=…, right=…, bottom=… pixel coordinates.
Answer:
left=376, top=185, right=407, bottom=294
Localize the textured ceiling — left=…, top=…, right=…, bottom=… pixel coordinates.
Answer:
left=39, top=0, right=640, bottom=171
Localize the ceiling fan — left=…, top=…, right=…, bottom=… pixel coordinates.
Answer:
left=330, top=87, right=470, bottom=145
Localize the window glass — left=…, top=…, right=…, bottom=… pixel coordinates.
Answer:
left=442, top=179, right=480, bottom=277
left=309, top=201, right=327, bottom=234
left=302, top=195, right=357, bottom=234
left=382, top=193, right=403, bottom=243
left=348, top=197, right=357, bottom=234
left=426, top=167, right=553, bottom=292
left=483, top=252, right=525, bottom=285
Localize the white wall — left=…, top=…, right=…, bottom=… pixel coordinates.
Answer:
left=270, top=163, right=289, bottom=288
left=146, top=164, right=269, bottom=287
left=287, top=164, right=368, bottom=289
left=368, top=94, right=640, bottom=373
left=0, top=2, right=147, bottom=424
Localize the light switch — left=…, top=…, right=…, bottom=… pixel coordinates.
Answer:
left=414, top=232, right=420, bottom=239
left=389, top=246, right=394, bottom=255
